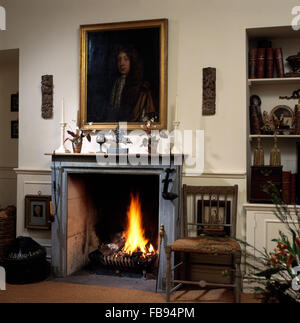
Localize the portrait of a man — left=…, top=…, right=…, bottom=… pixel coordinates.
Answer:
left=33, top=205, right=43, bottom=217
left=107, top=44, right=156, bottom=122
left=25, top=195, right=51, bottom=230
left=80, top=19, right=168, bottom=130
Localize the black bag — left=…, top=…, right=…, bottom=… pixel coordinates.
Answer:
left=4, top=236, right=50, bottom=284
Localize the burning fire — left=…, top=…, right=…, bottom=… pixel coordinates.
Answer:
left=123, top=193, right=155, bottom=256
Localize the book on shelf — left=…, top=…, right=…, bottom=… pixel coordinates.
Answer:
left=274, top=48, right=285, bottom=78
left=248, top=45, right=289, bottom=80
left=249, top=48, right=257, bottom=79
left=265, top=48, right=274, bottom=78
left=255, top=48, right=266, bottom=78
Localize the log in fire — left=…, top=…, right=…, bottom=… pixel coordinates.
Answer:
left=89, top=193, right=157, bottom=274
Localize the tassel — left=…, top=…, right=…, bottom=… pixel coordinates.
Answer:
left=270, top=134, right=281, bottom=166
left=253, top=137, right=264, bottom=166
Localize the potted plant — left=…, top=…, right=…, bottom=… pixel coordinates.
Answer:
left=65, top=128, right=91, bottom=153
left=239, top=183, right=300, bottom=303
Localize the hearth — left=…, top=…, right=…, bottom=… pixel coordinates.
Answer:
left=77, top=174, right=159, bottom=276
left=50, top=154, right=182, bottom=291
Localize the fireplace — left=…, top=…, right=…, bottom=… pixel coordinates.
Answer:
left=67, top=173, right=159, bottom=276
left=50, top=154, right=182, bottom=291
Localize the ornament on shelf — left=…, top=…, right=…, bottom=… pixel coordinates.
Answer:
left=261, top=110, right=275, bottom=134
left=285, top=52, right=300, bottom=77
left=279, top=88, right=300, bottom=101
left=139, top=117, right=158, bottom=154
left=270, top=134, right=281, bottom=166
left=106, top=123, right=131, bottom=154
left=41, top=75, right=53, bottom=119
left=249, top=94, right=263, bottom=134
left=279, top=89, right=300, bottom=134
left=253, top=136, right=264, bottom=166
left=202, top=67, right=216, bottom=116
left=55, top=98, right=70, bottom=154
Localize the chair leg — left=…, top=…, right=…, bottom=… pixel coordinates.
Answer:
left=234, top=251, right=242, bottom=303
left=165, top=246, right=171, bottom=302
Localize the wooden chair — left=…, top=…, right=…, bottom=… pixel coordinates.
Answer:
left=165, top=185, right=242, bottom=302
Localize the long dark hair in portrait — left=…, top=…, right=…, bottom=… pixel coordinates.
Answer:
left=106, top=44, right=156, bottom=122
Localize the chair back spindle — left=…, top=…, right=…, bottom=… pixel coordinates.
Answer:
left=182, top=185, right=238, bottom=238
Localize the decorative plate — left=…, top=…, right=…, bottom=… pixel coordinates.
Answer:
left=270, top=105, right=294, bottom=130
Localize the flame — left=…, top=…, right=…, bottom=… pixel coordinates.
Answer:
left=123, top=193, right=154, bottom=255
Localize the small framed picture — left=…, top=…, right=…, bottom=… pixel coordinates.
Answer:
left=197, top=200, right=231, bottom=236
left=11, top=120, right=18, bottom=139
left=11, top=93, right=19, bottom=112
left=25, top=195, right=52, bottom=230
left=270, top=105, right=294, bottom=130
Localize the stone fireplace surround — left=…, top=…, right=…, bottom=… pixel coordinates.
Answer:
left=50, top=153, right=182, bottom=291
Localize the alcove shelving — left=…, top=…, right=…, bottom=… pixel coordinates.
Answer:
left=246, top=25, right=300, bottom=206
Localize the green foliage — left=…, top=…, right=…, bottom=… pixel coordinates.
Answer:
left=240, top=182, right=300, bottom=303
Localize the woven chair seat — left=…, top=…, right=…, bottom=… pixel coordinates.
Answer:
left=169, top=236, right=240, bottom=255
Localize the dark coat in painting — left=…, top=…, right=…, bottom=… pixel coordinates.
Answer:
left=106, top=45, right=156, bottom=122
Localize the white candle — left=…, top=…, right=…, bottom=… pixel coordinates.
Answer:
left=175, top=95, right=179, bottom=122
left=62, top=98, right=65, bottom=123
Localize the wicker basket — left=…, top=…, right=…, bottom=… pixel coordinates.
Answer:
left=0, top=210, right=16, bottom=263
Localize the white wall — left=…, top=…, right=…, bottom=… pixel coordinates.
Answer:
left=0, top=0, right=299, bottom=243
left=0, top=48, right=18, bottom=207
left=0, top=0, right=297, bottom=171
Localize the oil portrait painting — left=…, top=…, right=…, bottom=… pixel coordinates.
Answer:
left=79, top=19, right=168, bottom=130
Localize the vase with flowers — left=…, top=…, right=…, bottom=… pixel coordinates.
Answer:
left=140, top=117, right=158, bottom=154
left=65, top=128, right=91, bottom=153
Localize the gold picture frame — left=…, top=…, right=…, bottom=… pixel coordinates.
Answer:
left=79, top=19, right=168, bottom=130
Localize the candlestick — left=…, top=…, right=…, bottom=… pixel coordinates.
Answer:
left=55, top=122, right=70, bottom=153
left=175, top=95, right=179, bottom=122
left=171, top=120, right=182, bottom=154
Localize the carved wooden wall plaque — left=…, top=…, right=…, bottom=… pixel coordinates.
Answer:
left=41, top=75, right=53, bottom=119
left=202, top=67, right=216, bottom=115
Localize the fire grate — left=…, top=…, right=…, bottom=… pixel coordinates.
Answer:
left=89, top=249, right=157, bottom=274
left=89, top=229, right=157, bottom=275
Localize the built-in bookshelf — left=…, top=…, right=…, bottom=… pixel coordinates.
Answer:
left=246, top=25, right=300, bottom=205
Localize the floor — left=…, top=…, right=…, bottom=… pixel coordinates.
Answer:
left=51, top=269, right=158, bottom=293
left=0, top=269, right=258, bottom=303
left=0, top=280, right=258, bottom=303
